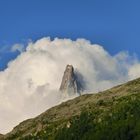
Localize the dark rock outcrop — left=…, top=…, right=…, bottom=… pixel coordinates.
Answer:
left=59, top=65, right=83, bottom=97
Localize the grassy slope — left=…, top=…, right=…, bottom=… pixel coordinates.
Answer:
left=2, top=78, right=140, bottom=140
left=0, top=135, right=3, bottom=139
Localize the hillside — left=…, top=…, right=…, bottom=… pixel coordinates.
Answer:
left=2, top=78, right=140, bottom=140
left=0, top=135, right=3, bottom=139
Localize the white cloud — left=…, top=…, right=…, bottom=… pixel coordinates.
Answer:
left=11, top=44, right=24, bottom=53
left=128, top=64, right=140, bottom=80
left=0, top=37, right=140, bottom=133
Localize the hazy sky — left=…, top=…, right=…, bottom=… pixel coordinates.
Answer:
left=0, top=0, right=140, bottom=70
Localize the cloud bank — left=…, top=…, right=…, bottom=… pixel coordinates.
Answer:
left=0, top=37, right=140, bottom=133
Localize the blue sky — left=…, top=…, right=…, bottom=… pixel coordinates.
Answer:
left=0, top=0, right=140, bottom=70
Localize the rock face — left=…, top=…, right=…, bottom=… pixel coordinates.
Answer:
left=59, top=65, right=83, bottom=97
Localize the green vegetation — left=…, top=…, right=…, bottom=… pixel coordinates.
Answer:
left=9, top=93, right=140, bottom=140
left=56, top=94, right=140, bottom=140
left=30, top=94, right=140, bottom=140
left=3, top=78, right=140, bottom=140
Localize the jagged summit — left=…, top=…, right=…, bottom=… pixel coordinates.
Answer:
left=59, top=65, right=83, bottom=97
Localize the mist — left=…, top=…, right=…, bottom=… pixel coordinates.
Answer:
left=0, top=37, right=140, bottom=133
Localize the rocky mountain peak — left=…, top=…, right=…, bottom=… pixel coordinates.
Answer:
left=59, top=65, right=83, bottom=97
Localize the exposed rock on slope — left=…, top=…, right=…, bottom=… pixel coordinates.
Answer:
left=59, top=65, right=83, bottom=97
